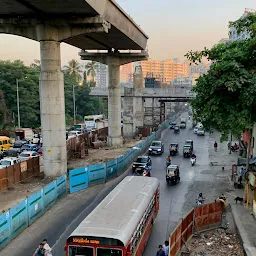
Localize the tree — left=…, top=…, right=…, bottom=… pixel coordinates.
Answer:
left=185, top=12, right=256, bottom=140
left=63, top=59, right=83, bottom=82
left=85, top=61, right=98, bottom=84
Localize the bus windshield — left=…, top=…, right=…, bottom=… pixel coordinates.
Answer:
left=68, top=246, right=122, bottom=256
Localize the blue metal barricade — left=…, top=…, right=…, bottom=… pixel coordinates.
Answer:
left=69, top=167, right=89, bottom=193
left=43, top=181, right=57, bottom=210
left=0, top=211, right=11, bottom=250
left=106, top=159, right=117, bottom=181
left=88, top=163, right=106, bottom=186
left=56, top=174, right=67, bottom=199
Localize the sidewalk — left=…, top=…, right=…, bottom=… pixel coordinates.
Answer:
left=209, top=132, right=256, bottom=256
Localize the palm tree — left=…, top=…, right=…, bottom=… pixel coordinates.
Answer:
left=63, top=59, right=83, bottom=82
left=85, top=61, right=98, bottom=83
left=30, top=59, right=41, bottom=71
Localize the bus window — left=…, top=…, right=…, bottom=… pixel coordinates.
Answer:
left=97, top=248, right=122, bottom=256
left=69, top=246, right=94, bottom=256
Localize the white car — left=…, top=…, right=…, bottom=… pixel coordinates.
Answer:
left=197, top=127, right=205, bottom=136
left=0, top=157, right=21, bottom=169
left=19, top=151, right=39, bottom=161
left=194, top=126, right=198, bottom=134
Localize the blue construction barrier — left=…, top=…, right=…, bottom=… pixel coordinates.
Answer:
left=106, top=159, right=117, bottom=181
left=69, top=167, right=89, bottom=193
left=10, top=199, right=28, bottom=240
left=88, top=163, right=106, bottom=186
left=117, top=155, right=125, bottom=175
left=0, top=211, right=11, bottom=250
left=27, top=189, right=44, bottom=225
left=43, top=181, right=57, bottom=210
left=56, top=174, right=67, bottom=199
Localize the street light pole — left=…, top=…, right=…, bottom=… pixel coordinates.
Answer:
left=73, top=84, right=76, bottom=125
left=16, top=79, right=21, bottom=128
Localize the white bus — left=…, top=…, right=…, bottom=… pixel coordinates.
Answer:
left=84, top=115, right=104, bottom=130
left=65, top=176, right=160, bottom=256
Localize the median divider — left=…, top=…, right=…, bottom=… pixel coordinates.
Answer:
left=0, top=120, right=169, bottom=250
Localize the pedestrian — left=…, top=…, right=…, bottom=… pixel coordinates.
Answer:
left=156, top=245, right=165, bottom=256
left=227, top=141, right=231, bottom=150
left=33, top=243, right=46, bottom=256
left=239, top=167, right=244, bottom=183
left=42, top=239, right=52, bottom=256
left=162, top=240, right=169, bottom=256
left=214, top=141, right=218, bottom=152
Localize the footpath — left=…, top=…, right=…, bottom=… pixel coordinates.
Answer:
left=208, top=132, right=256, bottom=256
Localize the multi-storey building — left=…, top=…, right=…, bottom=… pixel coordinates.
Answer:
left=140, top=59, right=189, bottom=84
left=95, top=63, right=108, bottom=87
left=229, top=8, right=255, bottom=42
left=120, top=62, right=133, bottom=84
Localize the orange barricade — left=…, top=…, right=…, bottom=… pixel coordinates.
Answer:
left=169, top=202, right=223, bottom=256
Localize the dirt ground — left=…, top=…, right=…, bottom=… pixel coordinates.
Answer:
left=0, top=138, right=143, bottom=213
left=186, top=227, right=244, bottom=256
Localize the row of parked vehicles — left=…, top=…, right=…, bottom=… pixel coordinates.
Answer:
left=0, top=135, right=41, bottom=169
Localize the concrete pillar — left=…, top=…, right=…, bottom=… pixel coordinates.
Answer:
left=107, top=57, right=122, bottom=147
left=39, top=40, right=67, bottom=176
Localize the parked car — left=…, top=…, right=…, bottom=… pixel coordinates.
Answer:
left=21, top=144, right=40, bottom=152
left=13, top=140, right=27, bottom=149
left=193, top=126, right=198, bottom=134
left=69, top=130, right=82, bottom=137
left=19, top=151, right=39, bottom=161
left=37, top=148, right=43, bottom=156
left=148, top=141, right=164, bottom=155
left=132, top=156, right=152, bottom=174
left=197, top=127, right=205, bottom=136
left=0, top=157, right=21, bottom=169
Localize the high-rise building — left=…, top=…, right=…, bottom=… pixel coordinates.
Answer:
left=120, top=63, right=133, bottom=84
left=96, top=63, right=108, bottom=87
left=229, top=8, right=255, bottom=42
left=140, top=59, right=189, bottom=84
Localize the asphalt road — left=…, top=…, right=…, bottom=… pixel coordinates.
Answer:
left=143, top=114, right=210, bottom=255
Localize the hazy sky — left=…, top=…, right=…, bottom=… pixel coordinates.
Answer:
left=0, top=0, right=255, bottom=65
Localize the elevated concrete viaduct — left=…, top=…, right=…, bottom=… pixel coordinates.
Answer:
left=0, top=0, right=148, bottom=176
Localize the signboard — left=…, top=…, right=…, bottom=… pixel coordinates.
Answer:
left=20, top=161, right=27, bottom=173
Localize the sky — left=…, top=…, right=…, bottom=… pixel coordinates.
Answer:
left=0, top=0, right=255, bottom=65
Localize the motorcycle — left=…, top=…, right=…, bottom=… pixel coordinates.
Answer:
left=191, top=157, right=196, bottom=166
left=231, top=144, right=239, bottom=152
left=143, top=166, right=151, bottom=177
left=196, top=199, right=204, bottom=206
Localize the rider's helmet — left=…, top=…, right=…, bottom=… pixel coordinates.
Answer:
left=199, top=193, right=202, bottom=197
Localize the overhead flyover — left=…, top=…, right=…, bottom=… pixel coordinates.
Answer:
left=0, top=0, right=148, bottom=50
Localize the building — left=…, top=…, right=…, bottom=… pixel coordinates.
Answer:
left=190, top=63, right=208, bottom=76
left=140, top=58, right=190, bottom=84
left=218, top=38, right=229, bottom=44
left=229, top=8, right=255, bottom=42
left=96, top=63, right=108, bottom=87
left=120, top=63, right=133, bottom=84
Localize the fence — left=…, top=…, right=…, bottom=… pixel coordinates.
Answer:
left=0, top=157, right=40, bottom=191
left=169, top=201, right=223, bottom=256
left=0, top=174, right=67, bottom=250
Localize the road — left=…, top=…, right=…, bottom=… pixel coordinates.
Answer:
left=1, top=113, right=232, bottom=256
left=144, top=114, right=214, bottom=255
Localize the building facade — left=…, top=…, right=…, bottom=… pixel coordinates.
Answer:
left=96, top=63, right=108, bottom=87
left=120, top=63, right=133, bottom=84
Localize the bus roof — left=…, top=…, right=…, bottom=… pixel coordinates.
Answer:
left=0, top=136, right=10, bottom=140
left=69, top=176, right=159, bottom=246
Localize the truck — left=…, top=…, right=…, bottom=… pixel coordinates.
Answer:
left=15, top=128, right=34, bottom=142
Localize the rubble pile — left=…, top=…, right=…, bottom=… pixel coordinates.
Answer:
left=187, top=228, right=244, bottom=256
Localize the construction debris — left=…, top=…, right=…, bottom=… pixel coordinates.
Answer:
left=186, top=228, right=244, bottom=256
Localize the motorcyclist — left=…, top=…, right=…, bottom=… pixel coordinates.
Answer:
left=166, top=155, right=172, bottom=167
left=197, top=193, right=205, bottom=203
left=191, top=153, right=196, bottom=159
left=143, top=164, right=151, bottom=177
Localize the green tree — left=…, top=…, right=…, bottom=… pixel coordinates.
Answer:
left=185, top=13, right=256, bottom=140
left=63, top=59, right=83, bottom=82
left=85, top=61, right=98, bottom=85
left=30, top=59, right=41, bottom=71
left=0, top=60, right=40, bottom=128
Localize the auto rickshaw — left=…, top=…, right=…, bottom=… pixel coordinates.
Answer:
left=166, top=164, right=180, bottom=185
left=185, top=140, right=193, bottom=151
left=183, top=145, right=192, bottom=158
left=174, top=126, right=180, bottom=134
left=169, top=143, right=179, bottom=156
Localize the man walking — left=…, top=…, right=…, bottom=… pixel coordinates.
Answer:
left=33, top=243, right=46, bottom=256
left=162, top=241, right=169, bottom=256
left=214, top=141, right=218, bottom=152
left=42, top=239, right=52, bottom=256
left=156, top=245, right=165, bottom=256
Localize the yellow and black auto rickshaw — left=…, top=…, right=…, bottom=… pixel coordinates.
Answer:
left=166, top=164, right=180, bottom=185
left=169, top=143, right=179, bottom=156
left=183, top=145, right=192, bottom=158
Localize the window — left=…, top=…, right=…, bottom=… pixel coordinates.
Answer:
left=68, top=246, right=94, bottom=256
left=3, top=140, right=7, bottom=145
left=97, top=248, right=122, bottom=256
left=0, top=141, right=2, bottom=145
